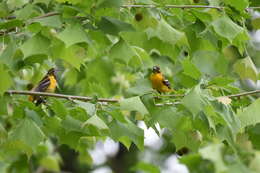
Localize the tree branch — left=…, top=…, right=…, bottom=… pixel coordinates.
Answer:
left=4, top=89, right=260, bottom=105
left=225, top=90, right=260, bottom=98
left=5, top=90, right=118, bottom=103
left=121, top=4, right=224, bottom=10
left=31, top=12, right=60, bottom=20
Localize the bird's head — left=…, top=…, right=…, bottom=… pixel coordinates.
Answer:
left=47, top=68, right=58, bottom=78
left=152, top=66, right=161, bottom=74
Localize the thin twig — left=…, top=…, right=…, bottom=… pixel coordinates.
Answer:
left=158, top=94, right=185, bottom=97
left=31, top=12, right=60, bottom=20
left=248, top=7, right=260, bottom=10
left=4, top=89, right=260, bottom=105
left=121, top=4, right=224, bottom=10
left=155, top=102, right=181, bottom=107
left=225, top=90, right=260, bottom=98
left=154, top=94, right=185, bottom=100
left=5, top=90, right=118, bottom=103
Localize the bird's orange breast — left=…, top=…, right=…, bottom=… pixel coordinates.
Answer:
left=46, top=75, right=57, bottom=92
left=150, top=73, right=164, bottom=89
left=150, top=73, right=172, bottom=93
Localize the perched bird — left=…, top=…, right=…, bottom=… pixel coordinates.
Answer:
left=28, top=68, right=58, bottom=105
left=149, top=66, right=172, bottom=94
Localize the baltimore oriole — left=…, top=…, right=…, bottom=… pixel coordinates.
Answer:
left=28, top=68, right=58, bottom=105
left=149, top=66, right=172, bottom=94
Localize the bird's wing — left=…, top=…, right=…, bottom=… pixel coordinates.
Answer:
left=162, top=79, right=171, bottom=89
left=33, top=76, right=51, bottom=92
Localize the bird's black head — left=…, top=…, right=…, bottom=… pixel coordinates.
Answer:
left=152, top=66, right=161, bottom=73
left=47, top=68, right=57, bottom=78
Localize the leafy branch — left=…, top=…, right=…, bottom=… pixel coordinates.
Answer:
left=0, top=4, right=258, bottom=36
left=2, top=5, right=260, bottom=21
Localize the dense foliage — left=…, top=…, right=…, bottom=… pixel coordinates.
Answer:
left=1, top=0, right=260, bottom=172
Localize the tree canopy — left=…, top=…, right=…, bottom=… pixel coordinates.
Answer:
left=1, top=0, right=260, bottom=172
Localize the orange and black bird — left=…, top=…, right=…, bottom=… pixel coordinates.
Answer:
left=149, top=66, right=172, bottom=94
left=28, top=68, right=58, bottom=106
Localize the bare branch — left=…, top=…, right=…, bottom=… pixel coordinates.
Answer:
left=5, top=90, right=118, bottom=103
left=225, top=90, right=260, bottom=98
left=155, top=102, right=181, bottom=107
left=5, top=89, right=260, bottom=105
left=121, top=4, right=224, bottom=10
left=31, top=12, right=61, bottom=20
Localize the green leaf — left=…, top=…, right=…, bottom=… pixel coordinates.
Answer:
left=0, top=19, right=23, bottom=30
left=14, top=4, right=35, bottom=20
left=9, top=118, right=45, bottom=150
left=248, top=124, right=260, bottom=150
left=252, top=18, right=260, bottom=30
left=250, top=151, right=260, bottom=172
left=0, top=97, right=8, bottom=115
left=40, top=156, right=60, bottom=172
left=0, top=40, right=16, bottom=68
left=146, top=19, right=187, bottom=46
left=61, top=115, right=82, bottom=133
left=182, top=85, right=207, bottom=116
left=127, top=78, right=153, bottom=95
left=224, top=0, right=249, bottom=11
left=180, top=154, right=214, bottom=173
left=208, top=76, right=234, bottom=86
left=82, top=115, right=109, bottom=131
left=34, top=15, right=62, bottom=28
left=98, top=16, right=135, bottom=35
left=50, top=98, right=68, bottom=119
left=34, top=0, right=52, bottom=5
left=131, top=162, right=160, bottom=173
left=0, top=123, right=7, bottom=143
left=182, top=59, right=201, bottom=80
left=25, top=108, right=43, bottom=127
left=75, top=100, right=96, bottom=116
left=61, top=44, right=86, bottom=69
left=212, top=16, right=244, bottom=42
left=108, top=108, right=127, bottom=123
left=192, top=51, right=228, bottom=76
left=110, top=119, right=144, bottom=150
left=109, top=38, right=136, bottom=64
left=20, top=33, right=50, bottom=58
left=141, top=94, right=200, bottom=150
left=97, top=0, right=124, bottom=7
left=81, top=57, right=115, bottom=97
left=0, top=64, right=12, bottom=95
left=199, top=143, right=227, bottom=173
left=0, top=2, right=9, bottom=18
left=120, top=96, right=149, bottom=115
left=233, top=56, right=258, bottom=82
left=211, top=101, right=240, bottom=141
left=57, top=23, right=91, bottom=47
left=7, top=0, right=29, bottom=9
left=238, top=98, right=260, bottom=129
